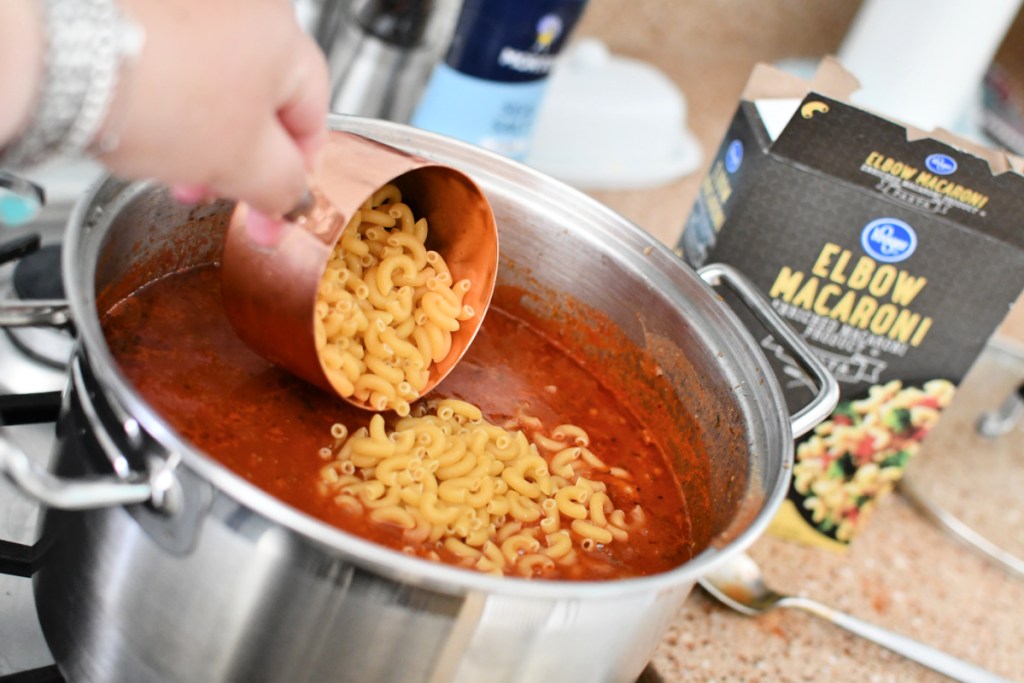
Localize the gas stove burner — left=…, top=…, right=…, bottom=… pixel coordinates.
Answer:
left=13, top=245, right=64, bottom=301
left=3, top=322, right=74, bottom=373
left=0, top=664, right=64, bottom=683
left=1, top=238, right=73, bottom=376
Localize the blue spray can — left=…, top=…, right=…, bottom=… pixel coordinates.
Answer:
left=411, top=0, right=589, bottom=161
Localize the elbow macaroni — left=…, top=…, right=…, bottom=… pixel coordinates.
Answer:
left=315, top=184, right=474, bottom=415
left=318, top=399, right=642, bottom=578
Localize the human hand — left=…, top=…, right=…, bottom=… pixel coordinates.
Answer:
left=100, top=0, right=329, bottom=245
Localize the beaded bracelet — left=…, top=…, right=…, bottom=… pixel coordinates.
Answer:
left=0, top=0, right=145, bottom=170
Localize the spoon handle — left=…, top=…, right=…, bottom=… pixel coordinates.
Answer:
left=783, top=596, right=1012, bottom=683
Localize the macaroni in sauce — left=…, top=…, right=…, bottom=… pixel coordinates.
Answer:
left=318, top=399, right=643, bottom=578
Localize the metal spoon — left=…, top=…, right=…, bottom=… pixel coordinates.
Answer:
left=698, top=552, right=1012, bottom=683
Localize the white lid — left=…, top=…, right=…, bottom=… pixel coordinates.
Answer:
left=526, top=39, right=702, bottom=190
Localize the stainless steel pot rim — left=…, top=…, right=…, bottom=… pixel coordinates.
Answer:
left=61, top=115, right=793, bottom=600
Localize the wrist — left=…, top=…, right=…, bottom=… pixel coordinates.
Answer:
left=0, top=0, right=146, bottom=170
left=0, top=0, right=45, bottom=151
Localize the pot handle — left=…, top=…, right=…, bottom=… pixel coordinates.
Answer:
left=698, top=263, right=839, bottom=438
left=0, top=357, right=180, bottom=512
left=0, top=435, right=153, bottom=509
left=0, top=300, right=72, bottom=327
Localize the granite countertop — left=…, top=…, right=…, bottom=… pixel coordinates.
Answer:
left=647, top=344, right=1024, bottom=683
left=566, top=5, right=1024, bottom=680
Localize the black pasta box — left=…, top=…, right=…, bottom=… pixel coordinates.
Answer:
left=678, top=59, right=1024, bottom=551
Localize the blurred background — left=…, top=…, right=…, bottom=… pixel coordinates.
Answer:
left=295, top=0, right=1024, bottom=283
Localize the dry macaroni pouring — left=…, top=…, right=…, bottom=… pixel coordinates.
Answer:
left=315, top=184, right=474, bottom=416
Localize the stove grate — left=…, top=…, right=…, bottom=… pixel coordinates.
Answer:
left=0, top=665, right=64, bottom=683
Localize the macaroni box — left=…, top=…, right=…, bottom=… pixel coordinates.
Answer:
left=678, top=59, right=1024, bottom=551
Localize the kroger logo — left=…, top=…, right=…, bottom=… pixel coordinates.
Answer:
left=925, top=153, right=957, bottom=175
left=725, top=140, right=743, bottom=173
left=861, top=218, right=917, bottom=263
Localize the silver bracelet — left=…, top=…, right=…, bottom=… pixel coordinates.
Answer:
left=0, top=0, right=145, bottom=170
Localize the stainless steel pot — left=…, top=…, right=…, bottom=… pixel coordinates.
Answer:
left=0, top=116, right=837, bottom=683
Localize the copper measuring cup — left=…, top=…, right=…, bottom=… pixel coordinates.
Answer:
left=221, top=131, right=499, bottom=410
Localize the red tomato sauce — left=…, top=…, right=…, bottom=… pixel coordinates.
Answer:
left=101, top=264, right=699, bottom=580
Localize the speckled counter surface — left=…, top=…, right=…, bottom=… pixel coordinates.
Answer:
left=648, top=342, right=1024, bottom=683
left=563, top=3, right=1024, bottom=680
